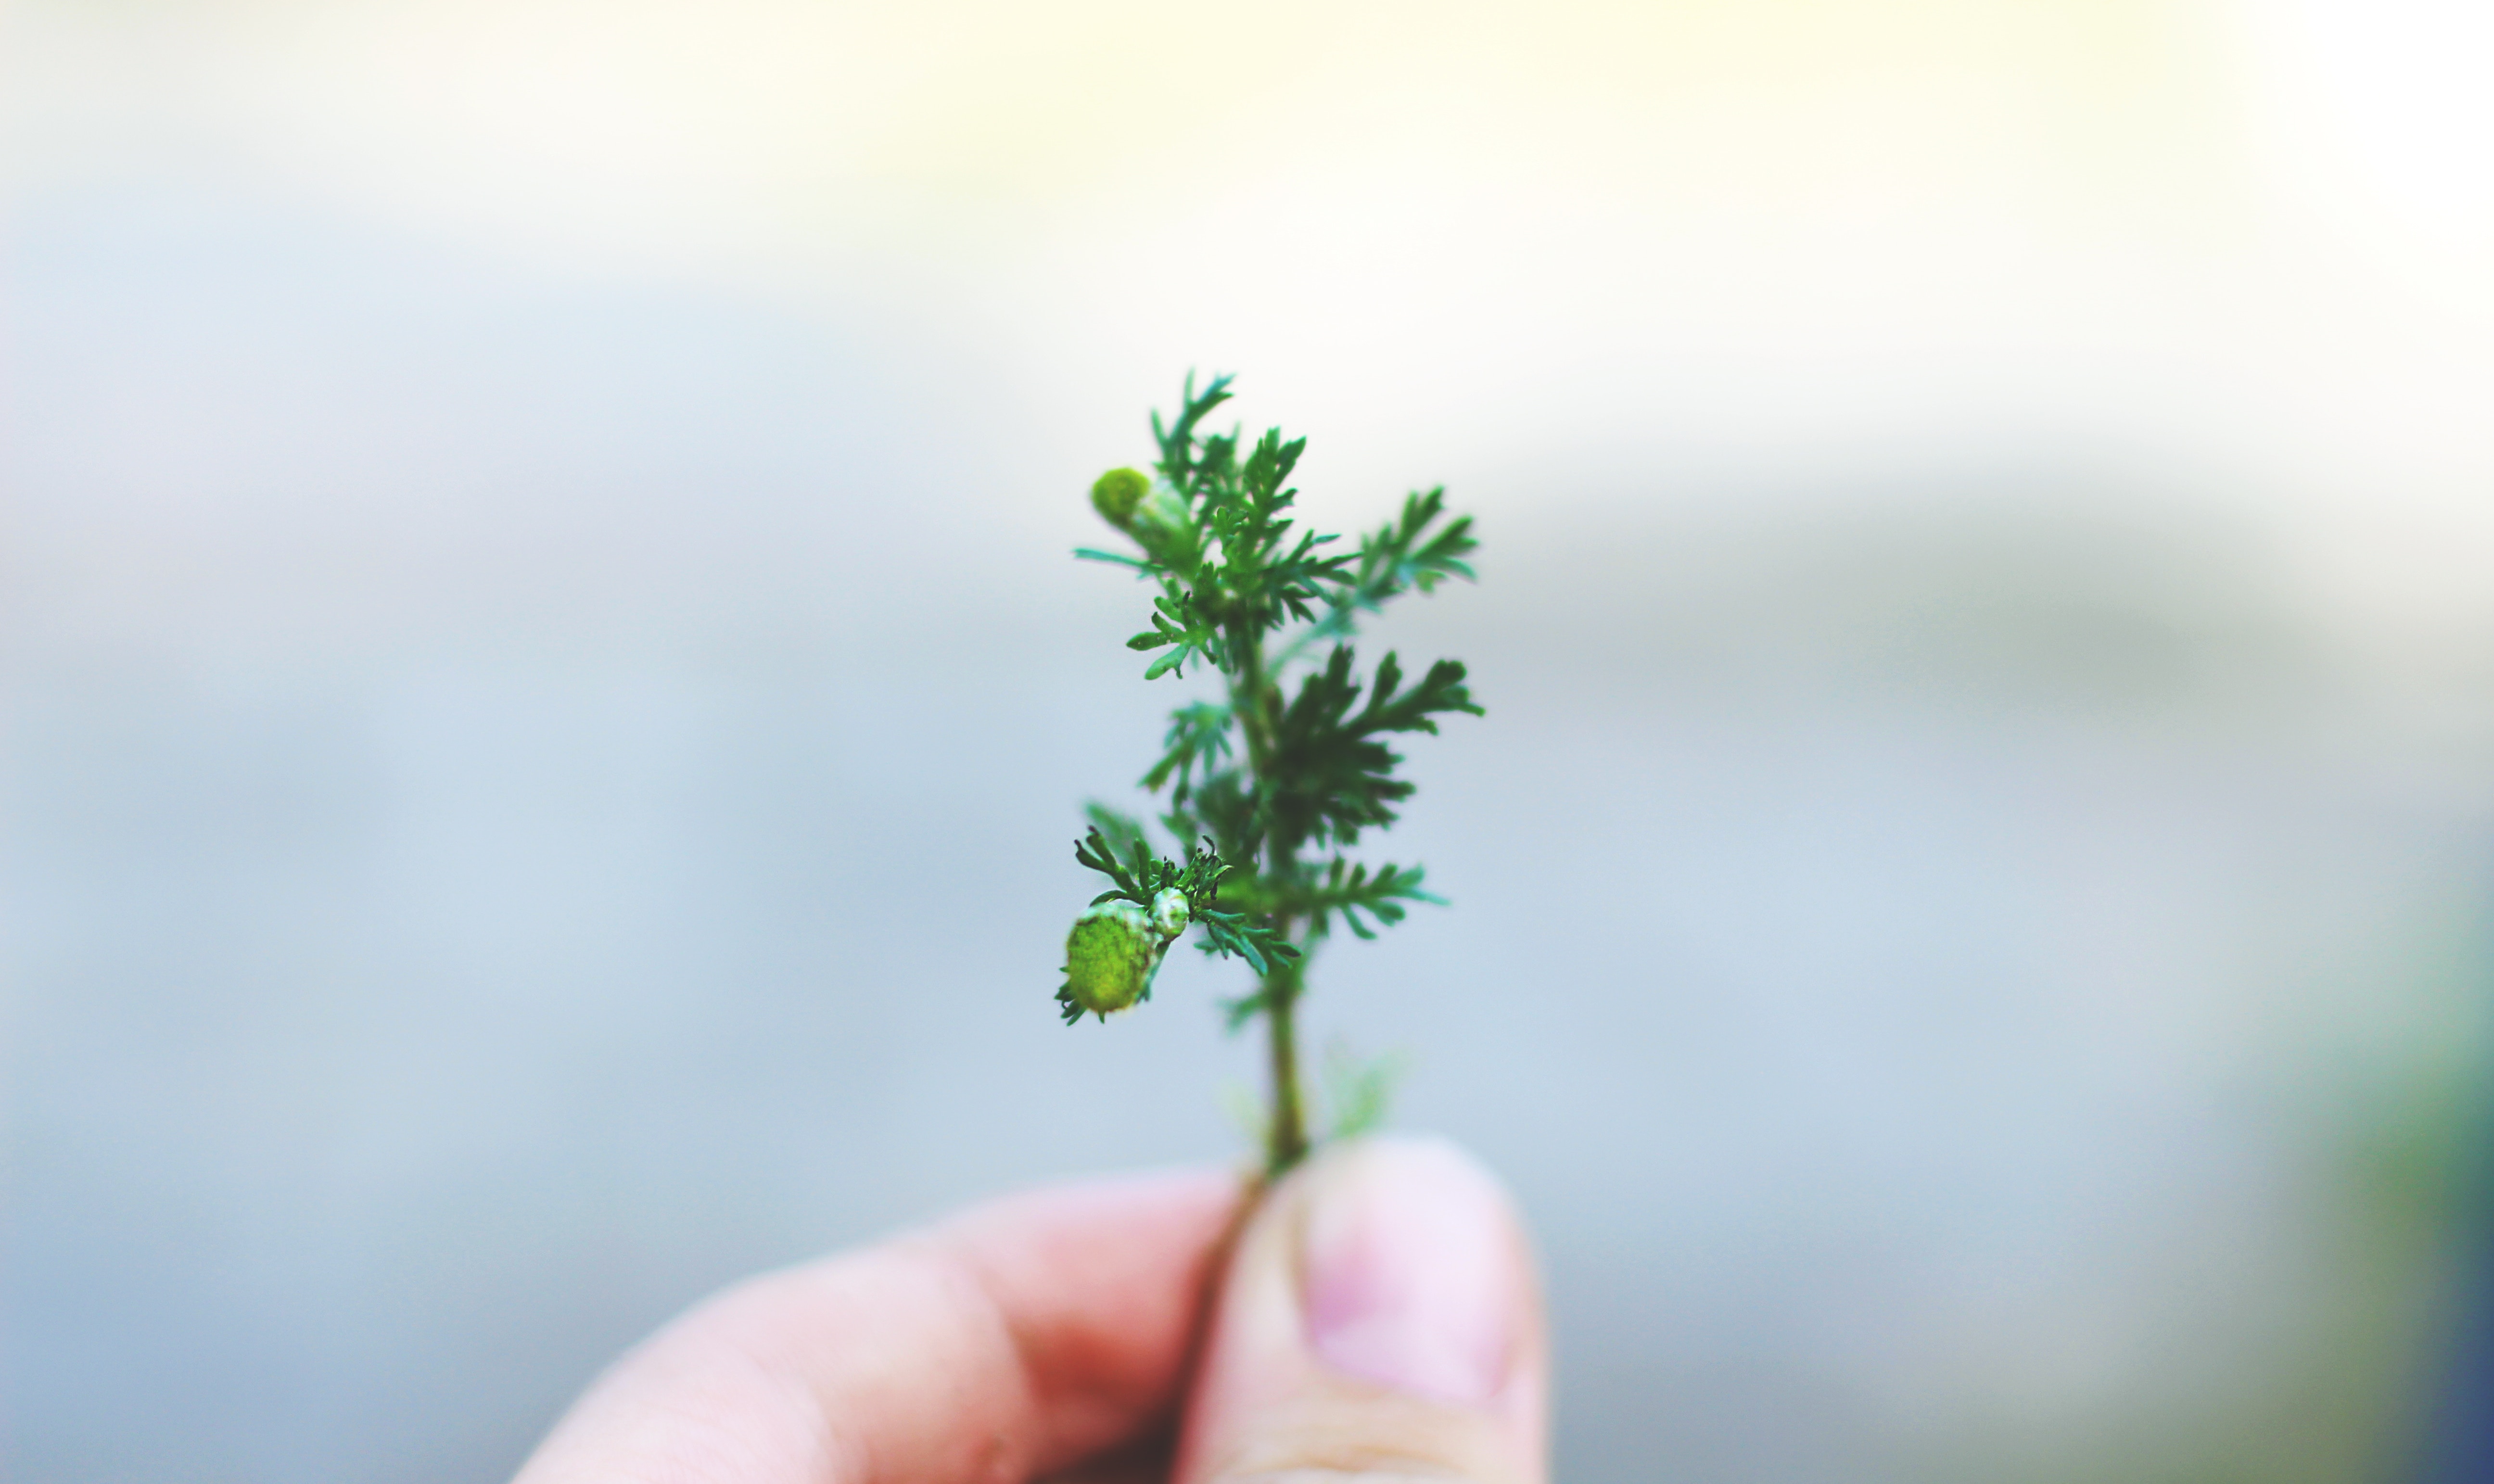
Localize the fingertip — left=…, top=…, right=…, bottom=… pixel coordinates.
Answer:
left=1301, top=1138, right=1531, bottom=1407
left=1175, top=1136, right=1549, bottom=1484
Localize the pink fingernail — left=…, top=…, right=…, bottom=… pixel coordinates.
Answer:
left=1300, top=1139, right=1518, bottom=1406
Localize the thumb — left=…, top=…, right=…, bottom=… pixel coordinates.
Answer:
left=1172, top=1137, right=1548, bottom=1484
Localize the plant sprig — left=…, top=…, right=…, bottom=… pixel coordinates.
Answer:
left=1055, top=374, right=1479, bottom=1173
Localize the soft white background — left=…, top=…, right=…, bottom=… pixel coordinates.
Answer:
left=5, top=1, right=2493, bottom=1479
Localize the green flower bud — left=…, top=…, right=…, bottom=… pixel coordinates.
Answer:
left=1061, top=890, right=1192, bottom=1020
left=1091, top=467, right=1150, bottom=529
left=1090, top=466, right=1198, bottom=570
left=1063, top=900, right=1160, bottom=1017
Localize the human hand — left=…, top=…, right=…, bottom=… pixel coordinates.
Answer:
left=512, top=1137, right=1547, bottom=1484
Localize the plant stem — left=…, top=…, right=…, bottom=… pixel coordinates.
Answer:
left=1262, top=956, right=1308, bottom=1174
left=1230, top=614, right=1310, bottom=1175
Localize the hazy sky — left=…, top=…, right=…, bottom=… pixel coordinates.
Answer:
left=9, top=0, right=2490, bottom=644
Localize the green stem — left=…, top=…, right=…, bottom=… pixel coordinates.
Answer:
left=1231, top=618, right=1275, bottom=779
left=1262, top=954, right=1308, bottom=1174
left=1230, top=616, right=1309, bottom=1175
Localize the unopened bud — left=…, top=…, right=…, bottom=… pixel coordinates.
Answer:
left=1061, top=890, right=1192, bottom=1020
left=1092, top=468, right=1150, bottom=529
left=1090, top=467, right=1197, bottom=569
left=1063, top=900, right=1159, bottom=1017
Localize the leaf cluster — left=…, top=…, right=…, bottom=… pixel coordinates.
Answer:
left=1140, top=702, right=1232, bottom=805
left=1086, top=376, right=1482, bottom=690
left=1295, top=858, right=1444, bottom=941
left=1284, top=487, right=1477, bottom=660
left=1083, top=375, right=1342, bottom=679
left=1220, top=856, right=1440, bottom=940
left=1071, top=824, right=1299, bottom=976
left=1266, top=647, right=1482, bottom=854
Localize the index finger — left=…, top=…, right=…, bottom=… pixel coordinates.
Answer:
left=514, top=1166, right=1247, bottom=1484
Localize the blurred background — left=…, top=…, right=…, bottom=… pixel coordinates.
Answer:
left=6, top=0, right=2494, bottom=1479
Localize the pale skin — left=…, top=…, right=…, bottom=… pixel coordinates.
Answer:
left=513, top=1137, right=1549, bottom=1484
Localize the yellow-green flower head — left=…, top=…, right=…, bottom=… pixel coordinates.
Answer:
left=1091, top=467, right=1150, bottom=529
left=1061, top=890, right=1192, bottom=1019
left=1063, top=900, right=1159, bottom=1017
left=1091, top=467, right=1198, bottom=568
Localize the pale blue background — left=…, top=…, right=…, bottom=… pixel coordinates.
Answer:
left=5, top=185, right=2489, bottom=1483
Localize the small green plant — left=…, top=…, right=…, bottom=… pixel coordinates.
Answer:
left=1055, top=374, right=1480, bottom=1176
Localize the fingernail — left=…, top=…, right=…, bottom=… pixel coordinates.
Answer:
left=1299, top=1139, right=1518, bottom=1406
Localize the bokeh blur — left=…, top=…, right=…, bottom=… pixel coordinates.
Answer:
left=6, top=1, right=2494, bottom=1479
